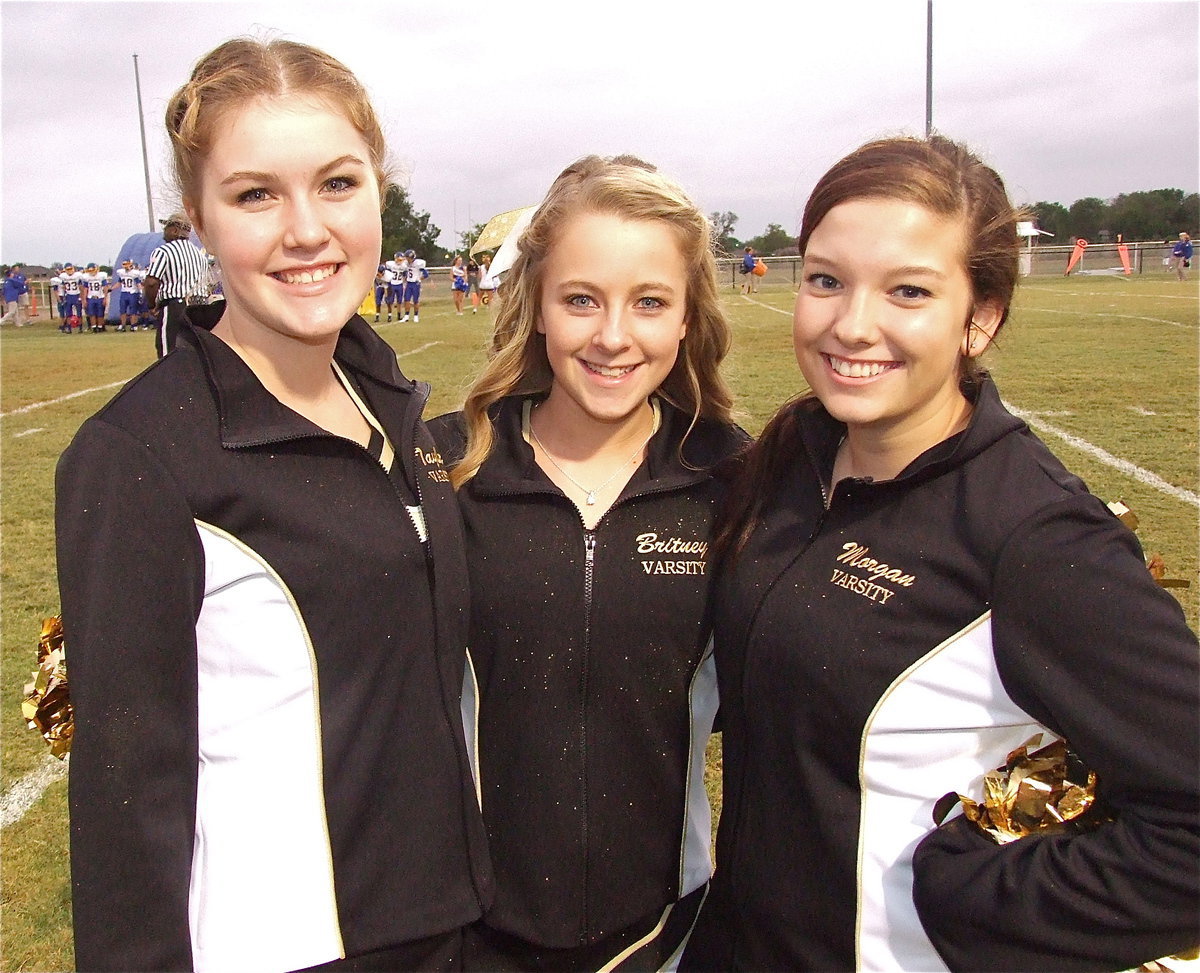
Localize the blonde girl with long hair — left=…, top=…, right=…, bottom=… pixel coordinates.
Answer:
left=430, top=154, right=747, bottom=971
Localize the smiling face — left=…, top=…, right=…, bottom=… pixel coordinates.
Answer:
left=536, top=211, right=689, bottom=432
left=793, top=197, right=1000, bottom=453
left=187, top=95, right=382, bottom=354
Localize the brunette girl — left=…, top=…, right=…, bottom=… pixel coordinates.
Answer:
left=683, top=134, right=1199, bottom=972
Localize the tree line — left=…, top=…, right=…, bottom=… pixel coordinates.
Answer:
left=1030, top=189, right=1198, bottom=244
left=383, top=186, right=1199, bottom=265
left=709, top=189, right=1199, bottom=257
left=9, top=184, right=1196, bottom=275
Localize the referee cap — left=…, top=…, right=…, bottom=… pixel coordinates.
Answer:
left=159, top=211, right=193, bottom=231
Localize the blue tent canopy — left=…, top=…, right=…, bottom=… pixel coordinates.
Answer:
left=115, top=231, right=166, bottom=268
left=114, top=229, right=204, bottom=268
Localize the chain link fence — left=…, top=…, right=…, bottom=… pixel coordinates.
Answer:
left=715, top=240, right=1184, bottom=290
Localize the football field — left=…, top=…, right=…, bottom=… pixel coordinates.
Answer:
left=2, top=271, right=1196, bottom=971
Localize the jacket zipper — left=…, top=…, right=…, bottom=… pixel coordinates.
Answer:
left=579, top=529, right=596, bottom=942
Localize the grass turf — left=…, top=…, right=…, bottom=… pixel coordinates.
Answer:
left=2, top=272, right=1196, bottom=971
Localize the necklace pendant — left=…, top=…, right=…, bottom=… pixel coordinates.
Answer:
left=586, top=491, right=597, bottom=505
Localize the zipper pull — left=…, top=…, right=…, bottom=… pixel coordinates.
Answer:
left=584, top=532, right=596, bottom=563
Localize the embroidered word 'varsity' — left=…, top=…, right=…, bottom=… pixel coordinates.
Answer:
left=829, top=568, right=897, bottom=604
left=636, top=532, right=708, bottom=576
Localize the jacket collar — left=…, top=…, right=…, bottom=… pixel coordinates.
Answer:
left=180, top=304, right=423, bottom=449
left=469, top=394, right=747, bottom=500
left=796, top=373, right=1027, bottom=486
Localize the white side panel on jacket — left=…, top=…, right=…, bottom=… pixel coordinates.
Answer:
left=189, top=521, right=343, bottom=973
left=680, top=637, right=719, bottom=897
left=856, top=612, right=1049, bottom=972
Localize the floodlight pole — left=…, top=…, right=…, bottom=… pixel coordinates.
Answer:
left=133, top=54, right=155, bottom=231
left=925, top=1, right=933, bottom=137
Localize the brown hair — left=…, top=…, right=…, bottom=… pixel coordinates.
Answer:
left=165, top=37, right=392, bottom=212
left=450, top=154, right=734, bottom=488
left=718, top=134, right=1025, bottom=558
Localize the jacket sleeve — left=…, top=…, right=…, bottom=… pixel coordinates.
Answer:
left=57, top=419, right=206, bottom=972
left=912, top=495, right=1200, bottom=972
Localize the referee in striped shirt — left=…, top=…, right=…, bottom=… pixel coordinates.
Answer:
left=144, top=212, right=209, bottom=358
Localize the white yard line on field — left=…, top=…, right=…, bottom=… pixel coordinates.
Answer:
left=737, top=295, right=1198, bottom=508
left=1028, top=286, right=1199, bottom=302
left=0, top=379, right=131, bottom=418
left=1021, top=305, right=1196, bottom=329
left=1001, top=401, right=1199, bottom=508
left=397, top=341, right=442, bottom=357
left=0, top=755, right=68, bottom=829
left=741, top=295, right=792, bottom=316
left=0, top=343, right=443, bottom=421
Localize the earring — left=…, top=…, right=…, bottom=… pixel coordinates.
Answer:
left=966, top=320, right=981, bottom=351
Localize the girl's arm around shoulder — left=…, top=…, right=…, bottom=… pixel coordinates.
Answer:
left=913, top=493, right=1200, bottom=972
left=56, top=419, right=206, bottom=972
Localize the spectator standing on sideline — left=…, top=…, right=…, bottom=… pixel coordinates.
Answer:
left=143, top=212, right=208, bottom=357
left=740, top=245, right=757, bottom=294
left=2, top=264, right=29, bottom=326
left=81, top=263, right=110, bottom=332
left=466, top=256, right=480, bottom=313
left=1171, top=232, right=1193, bottom=281
left=450, top=254, right=467, bottom=314
left=15, top=263, right=34, bottom=320
left=477, top=253, right=496, bottom=306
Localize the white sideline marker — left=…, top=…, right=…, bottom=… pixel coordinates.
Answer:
left=397, top=341, right=442, bottom=358
left=0, top=342, right=444, bottom=422
left=1022, top=305, right=1194, bottom=330
left=0, top=379, right=130, bottom=419
left=1002, top=401, right=1199, bottom=509
left=733, top=296, right=1198, bottom=508
left=0, top=755, right=68, bottom=830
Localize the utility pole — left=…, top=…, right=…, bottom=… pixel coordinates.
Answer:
left=133, top=54, right=155, bottom=231
left=925, top=1, right=933, bottom=137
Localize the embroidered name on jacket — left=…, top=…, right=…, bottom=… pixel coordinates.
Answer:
left=828, top=541, right=915, bottom=604
left=415, top=445, right=450, bottom=483
left=637, top=531, right=708, bottom=575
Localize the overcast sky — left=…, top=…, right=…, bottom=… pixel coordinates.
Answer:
left=1, top=0, right=1196, bottom=267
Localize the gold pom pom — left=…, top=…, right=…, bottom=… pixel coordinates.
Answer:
left=22, top=615, right=73, bottom=759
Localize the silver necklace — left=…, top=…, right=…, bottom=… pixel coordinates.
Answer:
left=529, top=415, right=655, bottom=506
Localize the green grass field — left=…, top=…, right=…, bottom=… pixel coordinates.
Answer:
left=2, top=273, right=1197, bottom=971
